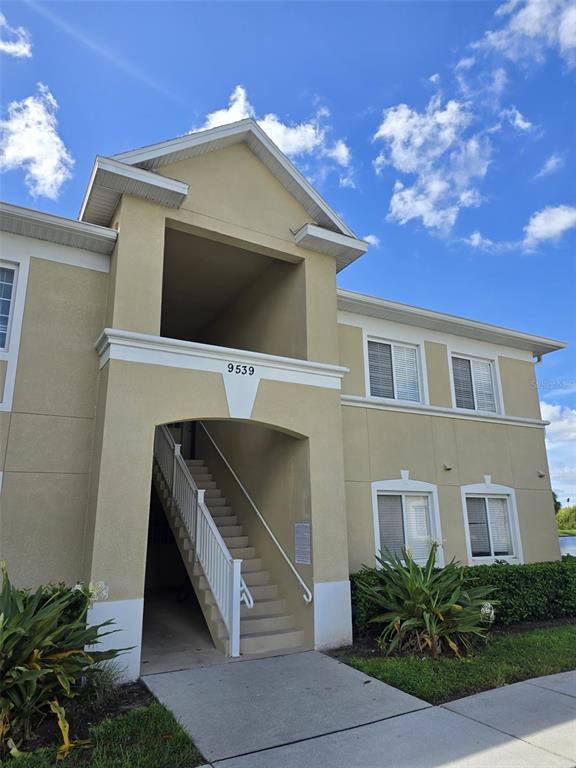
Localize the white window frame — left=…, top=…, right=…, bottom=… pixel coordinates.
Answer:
left=0, top=254, right=30, bottom=411
left=461, top=478, right=523, bottom=565
left=364, top=335, right=426, bottom=405
left=0, top=261, right=18, bottom=352
left=371, top=472, right=444, bottom=566
left=448, top=351, right=503, bottom=415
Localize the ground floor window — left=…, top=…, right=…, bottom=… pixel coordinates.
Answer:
left=465, top=495, right=514, bottom=558
left=377, top=492, right=433, bottom=562
left=461, top=480, right=522, bottom=564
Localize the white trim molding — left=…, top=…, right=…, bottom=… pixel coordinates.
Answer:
left=313, top=579, right=353, bottom=649
left=0, top=252, right=30, bottom=411
left=86, top=597, right=144, bottom=682
left=96, top=329, right=348, bottom=420
left=0, top=201, right=117, bottom=256
left=293, top=224, right=367, bottom=272
left=460, top=477, right=523, bottom=565
left=80, top=156, right=189, bottom=227
left=341, top=394, right=548, bottom=429
left=371, top=473, right=444, bottom=567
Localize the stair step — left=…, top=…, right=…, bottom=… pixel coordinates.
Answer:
left=209, top=506, right=232, bottom=517
left=240, top=558, right=262, bottom=573
left=217, top=525, right=243, bottom=537
left=242, top=570, right=270, bottom=586
left=204, top=489, right=224, bottom=499
left=207, top=497, right=228, bottom=507
left=223, top=535, right=249, bottom=548
left=194, top=480, right=217, bottom=489
left=248, top=584, right=279, bottom=600
left=186, top=460, right=206, bottom=467
left=229, top=546, right=256, bottom=559
left=240, top=629, right=304, bottom=655
left=241, top=598, right=287, bottom=617
left=241, top=614, right=295, bottom=635
left=214, top=515, right=238, bottom=527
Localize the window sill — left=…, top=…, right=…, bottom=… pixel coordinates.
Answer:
left=469, top=556, right=521, bottom=566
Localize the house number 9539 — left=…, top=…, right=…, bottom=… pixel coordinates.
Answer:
left=227, top=363, right=255, bottom=375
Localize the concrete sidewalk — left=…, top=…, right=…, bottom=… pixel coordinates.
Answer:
left=144, top=653, right=576, bottom=767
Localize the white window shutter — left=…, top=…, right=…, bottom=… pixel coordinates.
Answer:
left=393, top=345, right=420, bottom=402
left=403, top=495, right=432, bottom=561
left=488, top=497, right=513, bottom=555
left=377, top=495, right=404, bottom=557
left=368, top=341, right=394, bottom=398
left=471, top=360, right=496, bottom=412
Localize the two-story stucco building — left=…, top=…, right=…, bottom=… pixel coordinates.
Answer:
left=0, top=119, right=564, bottom=678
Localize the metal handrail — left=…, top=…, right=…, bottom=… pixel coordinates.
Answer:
left=199, top=422, right=313, bottom=604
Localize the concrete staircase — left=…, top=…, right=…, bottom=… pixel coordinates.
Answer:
left=152, top=457, right=304, bottom=656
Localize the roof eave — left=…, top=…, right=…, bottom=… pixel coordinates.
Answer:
left=337, top=288, right=566, bottom=357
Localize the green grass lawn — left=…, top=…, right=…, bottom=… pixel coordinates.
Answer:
left=8, top=703, right=203, bottom=768
left=558, top=528, right=576, bottom=537
left=341, top=625, right=576, bottom=705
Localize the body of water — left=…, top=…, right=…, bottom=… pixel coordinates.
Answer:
left=559, top=536, right=576, bottom=556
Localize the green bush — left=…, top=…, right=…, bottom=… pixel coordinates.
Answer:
left=352, top=555, right=576, bottom=637
left=0, top=566, right=124, bottom=756
left=356, top=544, right=495, bottom=657
left=557, top=505, right=576, bottom=530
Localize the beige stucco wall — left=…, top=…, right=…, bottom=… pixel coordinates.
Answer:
left=342, top=404, right=560, bottom=572
left=0, top=257, right=108, bottom=587
left=0, top=360, right=6, bottom=404
left=425, top=341, right=452, bottom=407
left=499, top=356, right=541, bottom=419
left=338, top=324, right=365, bottom=396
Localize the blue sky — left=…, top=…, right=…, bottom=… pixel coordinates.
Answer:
left=1, top=0, right=575, bottom=501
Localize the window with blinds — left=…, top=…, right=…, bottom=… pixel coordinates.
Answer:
left=452, top=355, right=497, bottom=413
left=466, top=495, right=513, bottom=558
left=368, top=340, right=420, bottom=402
left=377, top=493, right=432, bottom=562
left=0, top=265, right=16, bottom=350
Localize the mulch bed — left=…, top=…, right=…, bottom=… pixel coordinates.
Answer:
left=22, top=681, right=154, bottom=752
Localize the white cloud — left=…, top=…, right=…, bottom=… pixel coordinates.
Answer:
left=500, top=105, right=533, bottom=131
left=523, top=204, right=576, bottom=249
left=534, top=152, right=565, bottom=179
left=541, top=401, right=576, bottom=502
left=197, top=85, right=353, bottom=186
left=466, top=231, right=495, bottom=249
left=0, top=12, right=32, bottom=57
left=479, top=0, right=576, bottom=68
left=374, top=96, right=491, bottom=230
left=0, top=83, right=73, bottom=199
left=364, top=234, right=380, bottom=248
left=429, top=73, right=441, bottom=84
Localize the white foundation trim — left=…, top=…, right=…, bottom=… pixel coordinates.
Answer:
left=96, top=329, right=348, bottom=420
left=313, top=580, right=353, bottom=649
left=87, top=598, right=144, bottom=682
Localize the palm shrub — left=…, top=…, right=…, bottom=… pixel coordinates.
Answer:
left=0, top=565, right=123, bottom=756
left=357, top=544, right=496, bottom=658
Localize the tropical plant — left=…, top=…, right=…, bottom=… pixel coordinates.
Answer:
left=357, top=544, right=496, bottom=658
left=0, top=565, right=123, bottom=757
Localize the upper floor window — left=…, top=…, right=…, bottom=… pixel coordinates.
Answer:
left=452, top=355, right=497, bottom=413
left=0, top=265, right=16, bottom=350
left=368, top=339, right=421, bottom=402
left=465, top=495, right=514, bottom=559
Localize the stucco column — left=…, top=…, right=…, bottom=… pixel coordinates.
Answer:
left=106, top=197, right=166, bottom=334
left=304, top=252, right=340, bottom=364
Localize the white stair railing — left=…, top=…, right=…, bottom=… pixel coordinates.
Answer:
left=199, top=422, right=313, bottom=604
left=153, top=425, right=253, bottom=657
